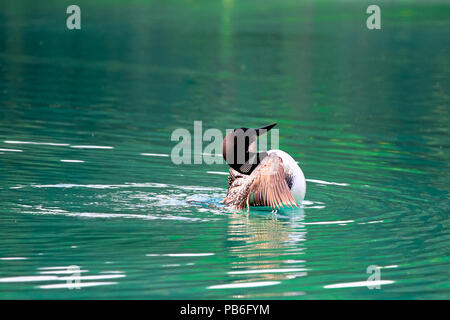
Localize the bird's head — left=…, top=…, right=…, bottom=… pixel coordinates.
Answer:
left=222, top=123, right=277, bottom=175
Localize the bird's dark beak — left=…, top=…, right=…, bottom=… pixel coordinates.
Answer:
left=256, top=123, right=277, bottom=136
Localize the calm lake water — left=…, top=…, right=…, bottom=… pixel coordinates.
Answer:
left=0, top=0, right=449, bottom=299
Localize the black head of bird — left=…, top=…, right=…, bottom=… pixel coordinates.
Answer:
left=222, top=123, right=277, bottom=175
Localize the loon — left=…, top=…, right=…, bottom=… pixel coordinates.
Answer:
left=221, top=123, right=306, bottom=211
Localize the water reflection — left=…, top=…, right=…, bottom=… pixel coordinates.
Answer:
left=216, top=211, right=308, bottom=292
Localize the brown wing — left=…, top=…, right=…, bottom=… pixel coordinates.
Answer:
left=221, top=168, right=252, bottom=210
left=227, top=168, right=239, bottom=189
left=247, top=154, right=298, bottom=210
left=221, top=168, right=249, bottom=209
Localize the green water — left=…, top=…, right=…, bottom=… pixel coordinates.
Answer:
left=0, top=0, right=449, bottom=299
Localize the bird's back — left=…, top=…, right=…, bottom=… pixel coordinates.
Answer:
left=222, top=151, right=305, bottom=210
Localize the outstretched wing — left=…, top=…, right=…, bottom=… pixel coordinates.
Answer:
left=227, top=168, right=239, bottom=189
left=247, top=154, right=298, bottom=209
left=221, top=168, right=249, bottom=209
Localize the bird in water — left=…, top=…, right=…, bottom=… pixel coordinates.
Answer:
left=221, top=123, right=306, bottom=211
